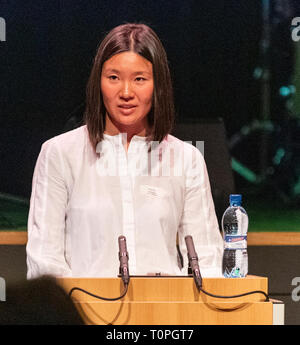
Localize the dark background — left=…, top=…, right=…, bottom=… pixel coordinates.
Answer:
left=0, top=0, right=299, bottom=201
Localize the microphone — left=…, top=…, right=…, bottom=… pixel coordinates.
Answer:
left=118, top=236, right=130, bottom=285
left=185, top=235, right=202, bottom=291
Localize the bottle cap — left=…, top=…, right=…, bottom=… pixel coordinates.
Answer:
left=230, top=194, right=242, bottom=206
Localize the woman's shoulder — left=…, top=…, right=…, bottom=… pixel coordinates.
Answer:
left=164, top=134, right=204, bottom=157
left=38, top=125, right=91, bottom=164
left=42, top=125, right=88, bottom=150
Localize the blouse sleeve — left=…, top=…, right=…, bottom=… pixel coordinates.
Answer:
left=178, top=145, right=224, bottom=277
left=26, top=138, right=72, bottom=279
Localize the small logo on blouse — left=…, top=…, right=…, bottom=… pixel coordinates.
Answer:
left=140, top=185, right=169, bottom=198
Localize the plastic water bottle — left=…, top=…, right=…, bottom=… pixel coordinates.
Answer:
left=222, top=194, right=248, bottom=278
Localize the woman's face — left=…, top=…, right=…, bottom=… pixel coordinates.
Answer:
left=101, top=51, right=154, bottom=135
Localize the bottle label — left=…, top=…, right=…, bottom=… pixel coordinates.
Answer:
left=224, top=235, right=247, bottom=249
left=223, top=249, right=248, bottom=278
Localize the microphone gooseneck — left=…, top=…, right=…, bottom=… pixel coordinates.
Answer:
left=184, top=235, right=269, bottom=302
left=69, top=234, right=269, bottom=304
left=118, top=235, right=130, bottom=285
left=68, top=236, right=130, bottom=302
left=185, top=235, right=202, bottom=291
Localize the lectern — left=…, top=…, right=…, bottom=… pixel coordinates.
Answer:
left=57, top=275, right=283, bottom=325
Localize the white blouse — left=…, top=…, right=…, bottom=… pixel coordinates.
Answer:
left=26, top=125, right=224, bottom=279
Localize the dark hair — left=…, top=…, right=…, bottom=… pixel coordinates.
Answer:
left=84, top=23, right=175, bottom=151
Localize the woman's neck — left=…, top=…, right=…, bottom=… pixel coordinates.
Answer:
left=104, top=113, right=149, bottom=150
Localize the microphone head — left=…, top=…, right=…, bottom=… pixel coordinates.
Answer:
left=118, top=236, right=129, bottom=259
left=184, top=235, right=202, bottom=290
left=118, top=235, right=126, bottom=247
left=118, top=236, right=130, bottom=285
left=185, top=235, right=198, bottom=261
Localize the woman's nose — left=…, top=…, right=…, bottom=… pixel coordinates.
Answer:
left=119, top=82, right=134, bottom=100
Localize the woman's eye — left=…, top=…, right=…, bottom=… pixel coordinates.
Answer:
left=108, top=75, right=118, bottom=80
left=135, top=77, right=146, bottom=82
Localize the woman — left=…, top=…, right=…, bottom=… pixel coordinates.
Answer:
left=26, top=23, right=223, bottom=279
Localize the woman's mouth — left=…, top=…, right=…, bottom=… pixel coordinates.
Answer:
left=118, top=104, right=137, bottom=115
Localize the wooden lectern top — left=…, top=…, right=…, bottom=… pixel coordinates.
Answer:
left=57, top=275, right=274, bottom=325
